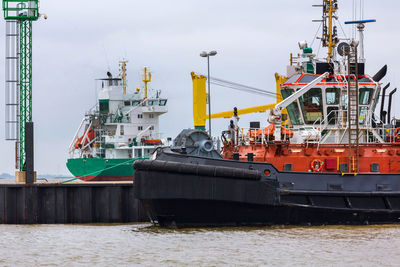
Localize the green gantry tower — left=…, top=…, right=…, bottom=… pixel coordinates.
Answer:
left=3, top=0, right=39, bottom=170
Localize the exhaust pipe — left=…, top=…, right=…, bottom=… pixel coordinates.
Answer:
left=388, top=88, right=397, bottom=124
left=380, top=83, right=390, bottom=122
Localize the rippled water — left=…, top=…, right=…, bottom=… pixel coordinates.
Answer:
left=0, top=224, right=399, bottom=266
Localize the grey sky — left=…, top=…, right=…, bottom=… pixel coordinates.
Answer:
left=0, top=0, right=399, bottom=175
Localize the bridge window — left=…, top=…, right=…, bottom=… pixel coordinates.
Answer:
left=326, top=87, right=340, bottom=105
left=359, top=88, right=373, bottom=105
left=159, top=100, right=167, bottom=106
left=281, top=88, right=302, bottom=125
left=299, top=88, right=323, bottom=124
left=132, top=101, right=140, bottom=106
left=359, top=106, right=368, bottom=124
left=148, top=100, right=159, bottom=106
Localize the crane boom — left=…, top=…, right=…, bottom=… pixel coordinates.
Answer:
left=211, top=104, right=276, bottom=119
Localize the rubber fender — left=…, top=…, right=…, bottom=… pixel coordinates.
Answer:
left=134, top=160, right=261, bottom=180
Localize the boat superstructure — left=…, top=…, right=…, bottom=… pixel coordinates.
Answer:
left=220, top=1, right=397, bottom=175
left=134, top=1, right=400, bottom=227
left=67, top=63, right=168, bottom=181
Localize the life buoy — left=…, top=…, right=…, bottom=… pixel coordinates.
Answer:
left=311, top=159, right=324, bottom=172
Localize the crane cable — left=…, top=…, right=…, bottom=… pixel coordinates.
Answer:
left=201, top=75, right=278, bottom=98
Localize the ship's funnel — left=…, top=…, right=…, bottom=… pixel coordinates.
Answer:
left=373, top=65, right=387, bottom=82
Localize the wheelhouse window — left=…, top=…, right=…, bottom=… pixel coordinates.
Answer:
left=299, top=87, right=323, bottom=124
left=359, top=88, right=373, bottom=105
left=124, top=101, right=130, bottom=106
left=132, top=100, right=140, bottom=106
left=326, top=87, right=340, bottom=105
left=159, top=99, right=167, bottom=106
left=281, top=88, right=303, bottom=125
left=148, top=100, right=159, bottom=106
left=341, top=94, right=348, bottom=110
left=359, top=106, right=368, bottom=124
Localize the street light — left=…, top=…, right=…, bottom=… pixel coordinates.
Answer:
left=200, top=50, right=217, bottom=136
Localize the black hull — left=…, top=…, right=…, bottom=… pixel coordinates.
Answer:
left=142, top=199, right=400, bottom=228
left=134, top=149, right=400, bottom=227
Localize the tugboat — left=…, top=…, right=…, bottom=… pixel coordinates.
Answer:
left=67, top=62, right=168, bottom=181
left=134, top=1, right=400, bottom=227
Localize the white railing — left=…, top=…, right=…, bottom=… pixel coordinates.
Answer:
left=236, top=126, right=292, bottom=145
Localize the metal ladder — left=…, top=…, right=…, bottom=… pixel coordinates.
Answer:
left=347, top=44, right=359, bottom=174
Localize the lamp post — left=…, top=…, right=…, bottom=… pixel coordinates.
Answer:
left=200, top=50, right=217, bottom=136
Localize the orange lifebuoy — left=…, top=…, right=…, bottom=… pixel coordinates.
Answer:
left=311, top=159, right=324, bottom=172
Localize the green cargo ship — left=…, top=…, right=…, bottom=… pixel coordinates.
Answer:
left=67, top=63, right=167, bottom=181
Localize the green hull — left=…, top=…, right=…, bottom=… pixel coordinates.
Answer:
left=66, top=157, right=141, bottom=181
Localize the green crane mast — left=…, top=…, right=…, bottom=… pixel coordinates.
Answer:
left=3, top=1, right=39, bottom=171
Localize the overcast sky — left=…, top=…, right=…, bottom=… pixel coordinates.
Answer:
left=0, top=0, right=399, bottom=175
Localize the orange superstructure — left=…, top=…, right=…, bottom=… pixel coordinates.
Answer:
left=222, top=143, right=400, bottom=173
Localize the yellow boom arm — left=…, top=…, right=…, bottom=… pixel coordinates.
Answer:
left=211, top=103, right=276, bottom=119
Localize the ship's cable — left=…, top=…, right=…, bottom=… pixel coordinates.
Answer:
left=60, top=153, right=153, bottom=184
left=201, top=75, right=277, bottom=98
left=311, top=21, right=322, bottom=48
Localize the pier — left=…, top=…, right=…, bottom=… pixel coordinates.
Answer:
left=0, top=181, right=148, bottom=224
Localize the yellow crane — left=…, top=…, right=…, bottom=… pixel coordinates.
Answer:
left=191, top=72, right=288, bottom=130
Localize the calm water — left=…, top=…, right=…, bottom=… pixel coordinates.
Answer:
left=0, top=224, right=399, bottom=266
